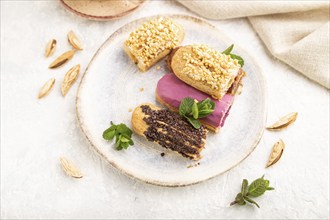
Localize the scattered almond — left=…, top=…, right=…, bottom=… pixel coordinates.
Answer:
left=59, top=157, right=83, bottom=178
left=267, top=112, right=298, bottom=130
left=49, top=50, right=75, bottom=69
left=266, top=139, right=285, bottom=168
left=61, top=64, right=80, bottom=96
left=38, top=78, right=55, bottom=99
left=45, top=39, right=56, bottom=57
left=68, top=30, right=83, bottom=50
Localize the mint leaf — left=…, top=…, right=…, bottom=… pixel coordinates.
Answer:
left=116, top=124, right=133, bottom=136
left=244, top=196, right=260, bottom=208
left=120, top=135, right=130, bottom=143
left=103, top=122, right=134, bottom=150
left=103, top=128, right=116, bottom=140
left=248, top=175, right=269, bottom=197
left=222, top=44, right=245, bottom=67
left=198, top=109, right=215, bottom=118
left=230, top=176, right=274, bottom=208
left=185, top=116, right=201, bottom=129
left=192, top=102, right=199, bottom=119
left=179, top=97, right=215, bottom=128
left=222, top=44, right=234, bottom=54
left=179, top=97, right=195, bottom=116
left=229, top=54, right=244, bottom=67
left=241, top=179, right=249, bottom=196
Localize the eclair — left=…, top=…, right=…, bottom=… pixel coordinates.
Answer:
left=168, top=45, right=242, bottom=100
left=124, top=17, right=184, bottom=71
left=156, top=73, right=244, bottom=132
left=131, top=103, right=207, bottom=160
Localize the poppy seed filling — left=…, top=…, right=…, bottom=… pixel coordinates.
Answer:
left=140, top=105, right=207, bottom=159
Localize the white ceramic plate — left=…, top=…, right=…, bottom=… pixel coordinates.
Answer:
left=76, top=15, right=267, bottom=187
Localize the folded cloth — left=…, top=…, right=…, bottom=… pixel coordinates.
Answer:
left=177, top=1, right=330, bottom=88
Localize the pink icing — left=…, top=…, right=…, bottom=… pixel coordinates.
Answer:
left=156, top=73, right=234, bottom=129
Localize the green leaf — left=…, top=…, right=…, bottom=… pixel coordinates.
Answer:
left=102, top=128, right=116, bottom=140
left=235, top=193, right=246, bottom=206
left=198, top=109, right=215, bottom=118
left=231, top=176, right=274, bottom=209
left=179, top=97, right=215, bottom=128
left=115, top=138, right=121, bottom=149
left=179, top=97, right=195, bottom=116
left=230, top=54, right=244, bottom=67
left=122, top=142, right=129, bottom=149
left=241, top=179, right=249, bottom=196
left=244, top=196, right=260, bottom=208
left=120, top=135, right=130, bottom=143
left=116, top=124, right=132, bottom=137
left=196, top=98, right=215, bottom=118
left=192, top=102, right=199, bottom=119
left=221, top=44, right=245, bottom=67
left=222, top=44, right=234, bottom=55
left=185, top=116, right=201, bottom=129
left=248, top=175, right=269, bottom=197
left=103, top=122, right=134, bottom=150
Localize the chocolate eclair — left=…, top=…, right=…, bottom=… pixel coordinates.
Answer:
left=131, top=103, right=207, bottom=160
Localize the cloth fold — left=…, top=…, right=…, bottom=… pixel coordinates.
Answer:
left=177, top=1, right=330, bottom=88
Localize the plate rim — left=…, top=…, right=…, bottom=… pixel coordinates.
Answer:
left=76, top=14, right=268, bottom=187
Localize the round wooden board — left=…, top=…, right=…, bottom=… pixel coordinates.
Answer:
left=60, top=0, right=145, bottom=21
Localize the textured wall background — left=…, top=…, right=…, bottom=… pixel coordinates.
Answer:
left=1, top=1, right=329, bottom=219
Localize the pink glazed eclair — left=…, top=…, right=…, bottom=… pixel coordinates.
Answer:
left=156, top=73, right=244, bottom=132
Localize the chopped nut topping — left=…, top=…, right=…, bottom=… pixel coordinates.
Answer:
left=182, top=45, right=241, bottom=93
left=125, top=17, right=181, bottom=66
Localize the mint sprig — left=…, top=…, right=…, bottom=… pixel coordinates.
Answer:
left=222, top=44, right=244, bottom=67
left=179, top=97, right=215, bottom=129
left=102, top=122, right=134, bottom=150
left=230, top=175, right=274, bottom=208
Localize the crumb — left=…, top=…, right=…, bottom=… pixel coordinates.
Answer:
left=139, top=88, right=144, bottom=92
left=160, top=152, right=165, bottom=157
left=128, top=108, right=133, bottom=112
left=156, top=66, right=161, bottom=70
left=187, top=162, right=200, bottom=168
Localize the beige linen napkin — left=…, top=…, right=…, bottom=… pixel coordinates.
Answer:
left=177, top=1, right=330, bottom=88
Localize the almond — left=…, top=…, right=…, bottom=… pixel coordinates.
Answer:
left=61, top=64, right=80, bottom=96
left=49, top=50, right=75, bottom=69
left=38, top=78, right=55, bottom=99
left=68, top=30, right=83, bottom=50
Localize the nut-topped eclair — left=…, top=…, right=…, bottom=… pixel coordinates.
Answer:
left=169, top=45, right=242, bottom=100
left=124, top=17, right=184, bottom=72
left=132, top=103, right=207, bottom=160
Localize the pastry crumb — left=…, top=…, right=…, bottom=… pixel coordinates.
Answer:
left=187, top=162, right=200, bottom=168
left=156, top=66, right=161, bottom=70
left=128, top=108, right=133, bottom=112
left=139, top=87, right=144, bottom=92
